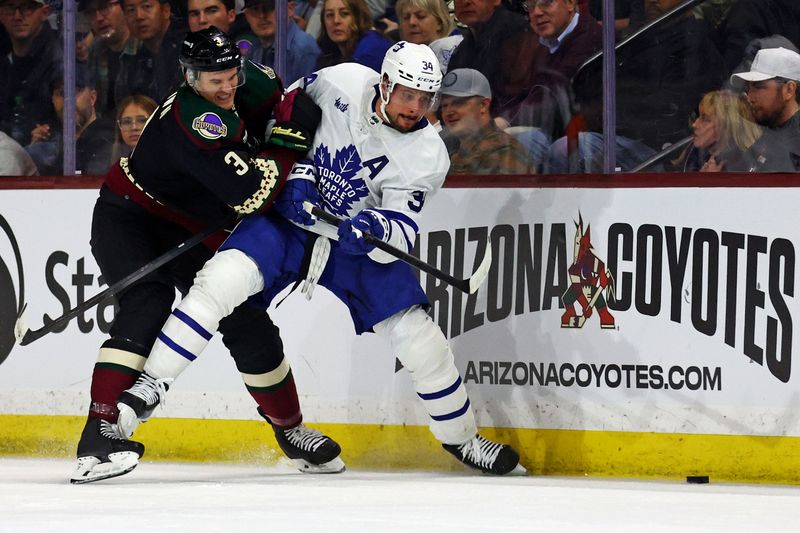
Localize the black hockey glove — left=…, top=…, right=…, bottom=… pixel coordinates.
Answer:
left=268, top=88, right=322, bottom=153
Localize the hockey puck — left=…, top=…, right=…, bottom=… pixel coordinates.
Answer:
left=686, top=475, right=709, bottom=484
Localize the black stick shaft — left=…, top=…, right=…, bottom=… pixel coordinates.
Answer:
left=309, top=206, right=471, bottom=293
left=19, top=224, right=222, bottom=346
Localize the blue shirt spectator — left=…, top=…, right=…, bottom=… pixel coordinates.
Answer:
left=315, top=0, right=393, bottom=72
left=244, top=0, right=320, bottom=86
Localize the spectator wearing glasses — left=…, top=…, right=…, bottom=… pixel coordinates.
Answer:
left=498, top=0, right=601, bottom=162
left=81, top=0, right=138, bottom=117
left=672, top=90, right=764, bottom=172
left=0, top=0, right=62, bottom=146
left=243, top=0, right=320, bottom=86
left=110, top=93, right=157, bottom=162
left=731, top=46, right=800, bottom=170
left=116, top=0, right=186, bottom=102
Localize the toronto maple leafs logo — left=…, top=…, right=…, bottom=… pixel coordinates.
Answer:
left=314, top=143, right=369, bottom=216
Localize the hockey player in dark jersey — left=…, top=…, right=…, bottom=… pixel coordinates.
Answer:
left=70, top=26, right=343, bottom=484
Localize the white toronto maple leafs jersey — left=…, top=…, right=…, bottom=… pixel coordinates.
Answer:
left=289, top=63, right=450, bottom=262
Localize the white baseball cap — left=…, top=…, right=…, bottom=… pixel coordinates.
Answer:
left=731, top=47, right=800, bottom=84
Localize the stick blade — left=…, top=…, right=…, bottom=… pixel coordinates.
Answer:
left=13, top=304, right=29, bottom=345
left=468, top=242, right=492, bottom=294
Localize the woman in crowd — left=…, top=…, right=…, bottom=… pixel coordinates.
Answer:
left=677, top=90, right=763, bottom=172
left=315, top=0, right=393, bottom=72
left=111, top=95, right=157, bottom=164
left=395, top=0, right=454, bottom=45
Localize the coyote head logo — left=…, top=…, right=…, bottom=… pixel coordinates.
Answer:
left=561, top=213, right=616, bottom=329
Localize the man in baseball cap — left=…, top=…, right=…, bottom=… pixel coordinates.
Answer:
left=439, top=68, right=535, bottom=175
left=732, top=47, right=800, bottom=128
left=731, top=46, right=800, bottom=170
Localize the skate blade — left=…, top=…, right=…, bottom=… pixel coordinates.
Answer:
left=507, top=463, right=528, bottom=476
left=69, top=452, right=140, bottom=484
left=293, top=456, right=346, bottom=474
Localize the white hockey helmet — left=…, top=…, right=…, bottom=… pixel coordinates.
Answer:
left=380, top=41, right=442, bottom=102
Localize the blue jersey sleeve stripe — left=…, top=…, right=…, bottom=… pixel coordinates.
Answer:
left=430, top=399, right=471, bottom=421
left=374, top=208, right=419, bottom=234
left=417, top=376, right=462, bottom=400
left=173, top=308, right=213, bottom=340
left=157, top=332, right=197, bottom=362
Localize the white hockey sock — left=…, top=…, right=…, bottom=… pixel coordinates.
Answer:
left=144, top=249, right=265, bottom=380
left=375, top=306, right=477, bottom=445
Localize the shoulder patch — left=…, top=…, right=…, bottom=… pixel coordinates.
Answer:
left=192, top=112, right=228, bottom=140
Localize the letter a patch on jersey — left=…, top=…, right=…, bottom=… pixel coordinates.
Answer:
left=314, top=143, right=368, bottom=216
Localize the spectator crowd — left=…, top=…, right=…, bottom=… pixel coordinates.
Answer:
left=1, top=0, right=799, bottom=176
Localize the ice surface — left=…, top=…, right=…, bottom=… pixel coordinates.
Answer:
left=0, top=458, right=797, bottom=532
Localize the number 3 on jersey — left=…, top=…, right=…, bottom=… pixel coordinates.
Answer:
left=408, top=190, right=425, bottom=212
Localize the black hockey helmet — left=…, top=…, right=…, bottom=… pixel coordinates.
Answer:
left=180, top=26, right=245, bottom=87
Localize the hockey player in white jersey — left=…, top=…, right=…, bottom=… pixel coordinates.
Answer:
left=118, top=42, right=524, bottom=475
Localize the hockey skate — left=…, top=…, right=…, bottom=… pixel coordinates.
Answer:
left=258, top=407, right=345, bottom=474
left=116, top=372, right=172, bottom=438
left=70, top=418, right=145, bottom=484
left=443, top=434, right=526, bottom=475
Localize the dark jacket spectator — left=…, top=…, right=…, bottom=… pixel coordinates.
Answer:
left=116, top=0, right=186, bottom=103
left=717, top=0, right=800, bottom=74
left=0, top=0, right=62, bottom=145
left=81, top=0, right=139, bottom=117
left=499, top=3, right=602, bottom=137
left=446, top=2, right=532, bottom=116
left=26, top=68, right=115, bottom=176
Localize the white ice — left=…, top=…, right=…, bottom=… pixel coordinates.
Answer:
left=0, top=458, right=797, bottom=533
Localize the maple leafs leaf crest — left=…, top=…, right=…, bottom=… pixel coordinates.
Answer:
left=313, top=143, right=368, bottom=216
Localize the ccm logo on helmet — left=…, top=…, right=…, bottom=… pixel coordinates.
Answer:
left=216, top=55, right=235, bottom=63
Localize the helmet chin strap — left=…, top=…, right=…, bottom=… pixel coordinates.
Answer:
left=379, top=80, right=394, bottom=127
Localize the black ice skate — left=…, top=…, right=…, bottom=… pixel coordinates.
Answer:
left=258, top=407, right=345, bottom=474
left=70, top=418, right=145, bottom=484
left=443, top=434, right=526, bottom=475
left=117, top=372, right=172, bottom=438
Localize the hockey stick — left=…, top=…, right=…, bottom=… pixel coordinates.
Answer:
left=303, top=202, right=492, bottom=294
left=14, top=224, right=223, bottom=347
